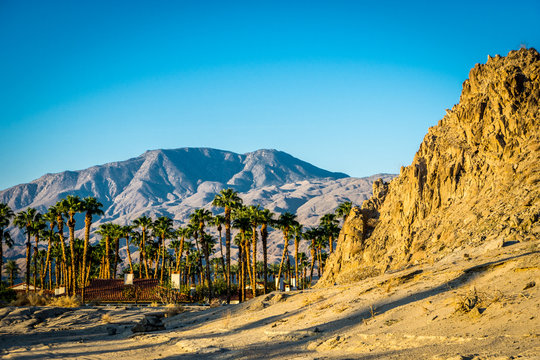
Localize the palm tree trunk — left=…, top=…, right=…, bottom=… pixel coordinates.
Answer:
left=0, top=232, right=3, bottom=283
left=154, top=239, right=161, bottom=279
left=159, top=236, right=165, bottom=283
left=238, top=245, right=243, bottom=302
left=218, top=228, right=225, bottom=278
left=294, top=237, right=299, bottom=288
left=68, top=219, right=77, bottom=296
left=261, top=225, right=269, bottom=294
left=251, top=227, right=257, bottom=298
left=309, top=241, right=315, bottom=282
left=113, top=238, right=120, bottom=279
left=202, top=236, right=213, bottom=301
left=142, top=230, right=149, bottom=278
left=25, top=232, right=31, bottom=293
left=81, top=215, right=91, bottom=303
left=225, top=209, right=231, bottom=304
left=44, top=233, right=52, bottom=290
left=276, top=233, right=289, bottom=286
left=126, top=236, right=134, bottom=274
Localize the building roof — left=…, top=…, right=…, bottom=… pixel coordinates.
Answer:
left=82, top=279, right=162, bottom=302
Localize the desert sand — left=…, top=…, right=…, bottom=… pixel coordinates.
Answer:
left=0, top=239, right=538, bottom=360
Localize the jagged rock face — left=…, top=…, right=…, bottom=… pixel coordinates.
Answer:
left=321, top=48, right=540, bottom=285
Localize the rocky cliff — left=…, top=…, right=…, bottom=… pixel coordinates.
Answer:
left=321, top=48, right=540, bottom=285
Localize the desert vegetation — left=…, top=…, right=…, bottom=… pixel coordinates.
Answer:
left=0, top=193, right=353, bottom=304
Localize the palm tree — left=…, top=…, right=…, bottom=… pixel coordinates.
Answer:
left=275, top=212, right=299, bottom=286
left=0, top=203, right=14, bottom=283
left=14, top=208, right=41, bottom=292
left=4, top=259, right=19, bottom=286
left=320, top=213, right=340, bottom=254
left=291, top=223, right=303, bottom=288
left=152, top=216, right=174, bottom=283
left=212, top=189, right=243, bottom=303
left=335, top=201, right=352, bottom=223
left=109, top=224, right=123, bottom=278
left=121, top=225, right=135, bottom=275
left=212, top=215, right=226, bottom=276
left=59, top=195, right=83, bottom=295
left=174, top=227, right=189, bottom=273
left=80, top=197, right=103, bottom=302
left=304, top=227, right=320, bottom=282
left=247, top=205, right=264, bottom=297
left=42, top=207, right=59, bottom=290
left=190, top=208, right=214, bottom=299
left=53, top=201, right=68, bottom=288
left=133, top=215, right=153, bottom=278
left=258, top=208, right=274, bottom=294
left=233, top=209, right=251, bottom=301
left=96, top=223, right=114, bottom=279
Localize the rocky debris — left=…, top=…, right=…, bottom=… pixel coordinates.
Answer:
left=321, top=48, right=540, bottom=285
left=131, top=312, right=165, bottom=333
left=0, top=307, right=71, bottom=329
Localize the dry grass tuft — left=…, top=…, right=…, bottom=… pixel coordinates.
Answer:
left=101, top=313, right=113, bottom=323
left=150, top=301, right=159, bottom=307
left=221, top=309, right=231, bottom=329
left=165, top=305, right=185, bottom=317
left=48, top=295, right=81, bottom=307
left=272, top=293, right=287, bottom=304
left=454, top=288, right=484, bottom=314
left=11, top=291, right=49, bottom=306
left=209, top=298, right=221, bottom=308
left=302, top=293, right=325, bottom=306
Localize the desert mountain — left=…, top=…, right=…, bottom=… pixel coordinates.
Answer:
left=321, top=48, right=540, bottom=284
left=0, top=147, right=394, bottom=262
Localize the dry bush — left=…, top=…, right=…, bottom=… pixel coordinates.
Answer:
left=272, top=293, right=287, bottom=304
left=11, top=291, right=50, bottom=306
left=333, top=304, right=348, bottom=313
left=454, top=289, right=484, bottom=314
left=209, top=298, right=221, bottom=308
left=221, top=310, right=231, bottom=329
left=101, top=313, right=112, bottom=323
left=302, top=293, right=325, bottom=306
left=150, top=301, right=159, bottom=307
left=48, top=295, right=81, bottom=307
left=165, top=304, right=185, bottom=317
left=337, top=267, right=380, bottom=284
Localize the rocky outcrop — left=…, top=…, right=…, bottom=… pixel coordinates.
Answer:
left=320, top=48, right=540, bottom=285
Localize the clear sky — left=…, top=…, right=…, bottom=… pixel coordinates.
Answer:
left=1, top=1, right=538, bottom=190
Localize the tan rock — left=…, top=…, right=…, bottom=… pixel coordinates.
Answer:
left=321, top=48, right=540, bottom=285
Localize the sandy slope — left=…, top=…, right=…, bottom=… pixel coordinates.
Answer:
left=0, top=239, right=538, bottom=360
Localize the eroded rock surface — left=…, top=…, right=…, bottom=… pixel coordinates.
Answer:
left=321, top=48, right=540, bottom=285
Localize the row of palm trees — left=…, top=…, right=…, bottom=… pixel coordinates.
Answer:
left=0, top=190, right=352, bottom=303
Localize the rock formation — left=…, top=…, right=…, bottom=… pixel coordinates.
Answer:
left=321, top=48, right=540, bottom=285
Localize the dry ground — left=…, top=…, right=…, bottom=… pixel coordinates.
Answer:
left=0, top=239, right=538, bottom=360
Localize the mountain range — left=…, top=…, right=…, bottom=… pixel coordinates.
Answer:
left=0, top=147, right=394, bottom=263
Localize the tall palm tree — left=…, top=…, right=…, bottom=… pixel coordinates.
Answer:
left=174, top=227, right=188, bottom=273
left=59, top=195, right=83, bottom=295
left=275, top=212, right=299, bottom=286
left=233, top=209, right=250, bottom=302
left=96, top=223, right=114, bottom=279
left=80, top=197, right=103, bottom=301
left=53, top=201, right=68, bottom=288
left=133, top=215, right=153, bottom=278
left=29, top=218, right=45, bottom=290
left=320, top=213, right=340, bottom=254
left=0, top=203, right=14, bottom=283
left=109, top=223, right=123, bottom=278
left=247, top=205, right=264, bottom=297
left=152, top=216, right=174, bottom=283
left=121, top=225, right=135, bottom=275
left=14, top=208, right=41, bottom=292
left=190, top=208, right=214, bottom=299
left=258, top=208, right=274, bottom=294
left=291, top=223, right=303, bottom=288
left=212, top=189, right=243, bottom=303
left=212, top=215, right=226, bottom=276
left=5, top=259, right=19, bottom=286
left=42, top=207, right=59, bottom=290
left=335, top=201, right=352, bottom=223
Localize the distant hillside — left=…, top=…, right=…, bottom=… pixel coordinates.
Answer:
left=0, top=147, right=394, bottom=263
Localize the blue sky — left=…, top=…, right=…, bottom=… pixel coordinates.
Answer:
left=1, top=1, right=538, bottom=189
